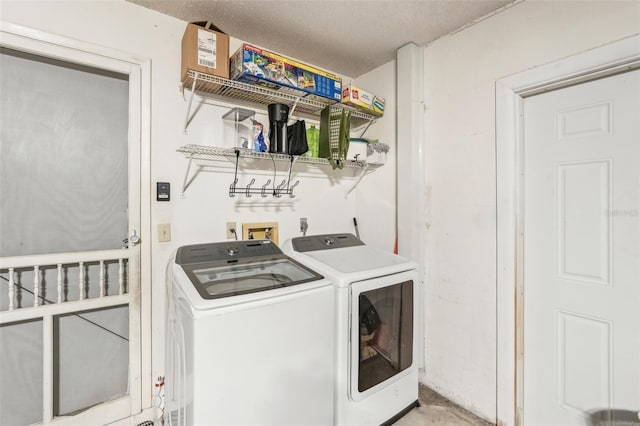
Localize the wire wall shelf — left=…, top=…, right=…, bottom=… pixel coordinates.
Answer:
left=177, top=144, right=380, bottom=197
left=177, top=145, right=373, bottom=168
left=181, top=71, right=378, bottom=131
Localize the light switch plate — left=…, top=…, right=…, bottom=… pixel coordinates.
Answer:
left=158, top=223, right=171, bottom=242
left=226, top=222, right=237, bottom=239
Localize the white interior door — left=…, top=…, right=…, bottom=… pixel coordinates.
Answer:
left=523, top=70, right=640, bottom=425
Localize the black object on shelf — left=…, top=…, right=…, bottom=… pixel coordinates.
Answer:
left=268, top=103, right=289, bottom=154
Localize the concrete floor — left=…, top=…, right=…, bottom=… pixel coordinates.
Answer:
left=394, top=385, right=494, bottom=425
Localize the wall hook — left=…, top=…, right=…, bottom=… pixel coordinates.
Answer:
left=261, top=180, right=272, bottom=197
left=245, top=178, right=256, bottom=197
left=229, top=178, right=239, bottom=197
left=227, top=149, right=300, bottom=198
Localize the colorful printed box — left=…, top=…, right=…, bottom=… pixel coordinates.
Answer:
left=341, top=83, right=385, bottom=117
left=230, top=43, right=342, bottom=102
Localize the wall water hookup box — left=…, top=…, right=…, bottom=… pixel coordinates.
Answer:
left=243, top=222, right=279, bottom=244
left=157, top=182, right=170, bottom=201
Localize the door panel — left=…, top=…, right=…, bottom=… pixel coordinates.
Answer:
left=557, top=160, right=611, bottom=285
left=0, top=33, right=143, bottom=425
left=0, top=47, right=129, bottom=257
left=557, top=311, right=611, bottom=415
left=523, top=70, right=639, bottom=425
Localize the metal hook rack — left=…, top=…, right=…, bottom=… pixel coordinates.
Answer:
left=177, top=145, right=382, bottom=198
left=228, top=149, right=299, bottom=198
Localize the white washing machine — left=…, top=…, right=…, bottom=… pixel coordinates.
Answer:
left=165, top=239, right=335, bottom=426
left=281, top=234, right=420, bottom=426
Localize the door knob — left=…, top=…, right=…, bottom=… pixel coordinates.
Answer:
left=129, top=230, right=141, bottom=246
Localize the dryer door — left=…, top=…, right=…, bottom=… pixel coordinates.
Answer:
left=349, top=270, right=417, bottom=401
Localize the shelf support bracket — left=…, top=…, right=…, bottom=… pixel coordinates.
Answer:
left=358, top=118, right=376, bottom=138
left=183, top=77, right=198, bottom=134
left=290, top=97, right=300, bottom=119
left=345, top=164, right=370, bottom=198
left=181, top=155, right=201, bottom=197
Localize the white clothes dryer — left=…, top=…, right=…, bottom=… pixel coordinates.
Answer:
left=165, top=239, right=335, bottom=426
left=281, top=234, right=420, bottom=426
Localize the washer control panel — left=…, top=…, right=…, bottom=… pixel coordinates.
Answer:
left=175, top=240, right=282, bottom=265
left=291, top=233, right=364, bottom=252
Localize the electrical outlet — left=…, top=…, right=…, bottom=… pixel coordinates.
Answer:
left=226, top=222, right=237, bottom=239
left=158, top=223, right=171, bottom=242
left=300, top=217, right=308, bottom=235
left=243, top=222, right=279, bottom=244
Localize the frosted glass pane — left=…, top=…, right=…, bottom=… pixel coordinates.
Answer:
left=0, top=320, right=43, bottom=425
left=55, top=306, right=129, bottom=415
left=0, top=48, right=128, bottom=256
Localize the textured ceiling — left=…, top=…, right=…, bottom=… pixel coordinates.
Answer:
left=127, top=0, right=513, bottom=77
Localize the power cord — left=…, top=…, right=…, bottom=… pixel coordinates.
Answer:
left=269, top=152, right=277, bottom=196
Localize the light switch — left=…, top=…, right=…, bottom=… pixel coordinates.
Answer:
left=158, top=223, right=171, bottom=242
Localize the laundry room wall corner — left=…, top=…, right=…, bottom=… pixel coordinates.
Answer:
left=421, top=0, right=640, bottom=424
left=353, top=59, right=398, bottom=253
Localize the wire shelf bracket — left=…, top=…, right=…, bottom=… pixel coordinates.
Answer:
left=180, top=154, right=203, bottom=197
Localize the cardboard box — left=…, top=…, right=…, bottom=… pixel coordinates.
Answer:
left=341, top=83, right=385, bottom=117
left=181, top=22, right=230, bottom=81
left=230, top=43, right=342, bottom=102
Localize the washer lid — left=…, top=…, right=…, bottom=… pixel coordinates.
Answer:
left=306, top=245, right=411, bottom=274
left=287, top=234, right=415, bottom=277
left=176, top=240, right=323, bottom=300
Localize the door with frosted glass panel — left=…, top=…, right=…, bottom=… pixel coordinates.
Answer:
left=0, top=44, right=142, bottom=425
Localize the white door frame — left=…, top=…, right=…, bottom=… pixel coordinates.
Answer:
left=496, top=34, right=640, bottom=426
left=0, top=20, right=153, bottom=423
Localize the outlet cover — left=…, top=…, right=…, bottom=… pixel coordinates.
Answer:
left=226, top=222, right=237, bottom=239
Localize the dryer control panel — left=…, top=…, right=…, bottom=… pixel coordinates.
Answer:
left=291, top=233, right=365, bottom=252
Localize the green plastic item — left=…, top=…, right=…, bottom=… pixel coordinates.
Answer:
left=319, top=106, right=351, bottom=169
left=336, top=110, right=351, bottom=169
left=306, top=125, right=319, bottom=157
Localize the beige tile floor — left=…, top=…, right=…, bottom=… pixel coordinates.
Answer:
left=394, top=385, right=494, bottom=425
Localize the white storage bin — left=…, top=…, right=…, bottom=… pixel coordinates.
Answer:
left=347, top=138, right=368, bottom=163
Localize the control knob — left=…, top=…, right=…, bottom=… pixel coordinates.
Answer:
left=323, top=237, right=335, bottom=246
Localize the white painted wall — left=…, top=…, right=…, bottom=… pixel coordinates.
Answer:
left=0, top=0, right=397, bottom=418
left=352, top=60, right=397, bottom=251
left=421, top=0, right=640, bottom=422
